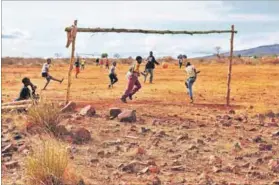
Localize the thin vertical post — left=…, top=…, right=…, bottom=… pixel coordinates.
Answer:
left=226, top=25, right=234, bottom=106
left=66, top=20, right=77, bottom=104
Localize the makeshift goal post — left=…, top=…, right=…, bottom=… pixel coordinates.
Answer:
left=65, top=20, right=237, bottom=106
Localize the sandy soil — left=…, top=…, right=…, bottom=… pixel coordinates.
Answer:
left=1, top=62, right=279, bottom=185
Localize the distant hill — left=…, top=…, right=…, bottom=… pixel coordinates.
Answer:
left=200, top=44, right=279, bottom=59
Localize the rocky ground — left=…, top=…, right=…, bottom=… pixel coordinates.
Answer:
left=2, top=100, right=279, bottom=185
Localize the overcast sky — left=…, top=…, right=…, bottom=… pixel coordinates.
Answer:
left=2, top=1, right=279, bottom=58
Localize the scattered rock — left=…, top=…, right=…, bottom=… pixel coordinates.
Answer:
left=170, top=165, right=185, bottom=171
left=8, top=125, right=16, bottom=132
left=97, top=150, right=105, bottom=158
left=223, top=115, right=232, bottom=120
left=148, top=166, right=160, bottom=174
left=209, top=155, right=222, bottom=167
left=71, top=127, right=91, bottom=144
left=256, top=158, right=263, bottom=165
left=198, top=173, right=214, bottom=185
left=103, top=139, right=122, bottom=147
left=155, top=131, right=167, bottom=138
left=121, top=161, right=148, bottom=173
left=188, top=144, right=198, bottom=150
left=79, top=105, right=96, bottom=117
left=265, top=110, right=275, bottom=118
left=17, top=144, right=27, bottom=152
left=13, top=133, right=23, bottom=140
left=268, top=159, right=279, bottom=173
left=234, top=116, right=243, bottom=122
left=272, top=181, right=279, bottom=185
left=90, top=158, right=99, bottom=163
left=176, top=134, right=189, bottom=141
left=2, top=144, right=15, bottom=153
left=259, top=144, right=272, bottom=151
left=265, top=122, right=278, bottom=127
left=253, top=136, right=263, bottom=143
left=212, top=166, right=222, bottom=173
left=272, top=131, right=279, bottom=137
left=137, top=147, right=146, bottom=155
left=141, top=127, right=151, bottom=134
left=5, top=161, right=19, bottom=169
left=151, top=176, right=161, bottom=185
left=221, top=120, right=232, bottom=127
left=197, top=139, right=205, bottom=145
left=241, top=162, right=250, bottom=168
left=55, top=124, right=70, bottom=137
left=60, top=101, right=76, bottom=113
left=229, top=109, right=235, bottom=114
left=109, top=108, right=122, bottom=119
left=118, top=110, right=136, bottom=123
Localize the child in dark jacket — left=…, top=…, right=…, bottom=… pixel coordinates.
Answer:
left=15, top=77, right=37, bottom=101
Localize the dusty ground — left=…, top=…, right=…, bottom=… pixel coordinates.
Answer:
left=1, top=61, right=279, bottom=185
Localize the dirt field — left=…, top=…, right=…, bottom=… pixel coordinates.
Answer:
left=2, top=60, right=279, bottom=185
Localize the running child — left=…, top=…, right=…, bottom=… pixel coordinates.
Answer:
left=108, top=61, right=118, bottom=88
left=120, top=56, right=143, bottom=103
left=42, top=58, right=64, bottom=90
left=185, top=62, right=199, bottom=103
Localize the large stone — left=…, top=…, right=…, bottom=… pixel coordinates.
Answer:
left=109, top=108, right=122, bottom=119
left=71, top=127, right=91, bottom=144
left=60, top=101, right=76, bottom=113
left=79, top=105, right=96, bottom=117
left=118, top=110, right=136, bottom=123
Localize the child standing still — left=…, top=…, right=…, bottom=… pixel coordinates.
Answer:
left=105, top=57, right=109, bottom=69
left=75, top=57, right=80, bottom=78
left=108, top=61, right=118, bottom=88
left=120, top=56, right=143, bottom=103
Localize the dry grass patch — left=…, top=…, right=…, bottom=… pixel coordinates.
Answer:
left=25, top=138, right=81, bottom=185
left=27, top=100, right=61, bottom=134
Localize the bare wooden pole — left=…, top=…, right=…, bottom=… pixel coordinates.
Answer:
left=65, top=27, right=237, bottom=35
left=66, top=20, right=77, bottom=104
left=226, top=25, right=235, bottom=106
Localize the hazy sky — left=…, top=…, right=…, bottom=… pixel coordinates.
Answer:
left=2, top=1, right=279, bottom=58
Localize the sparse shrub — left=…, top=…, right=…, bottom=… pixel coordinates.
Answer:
left=27, top=101, right=61, bottom=134
left=25, top=139, right=69, bottom=185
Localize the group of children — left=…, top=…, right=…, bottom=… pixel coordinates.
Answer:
left=15, top=52, right=199, bottom=104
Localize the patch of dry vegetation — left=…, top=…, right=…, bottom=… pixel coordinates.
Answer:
left=25, top=138, right=81, bottom=185
left=27, top=100, right=61, bottom=134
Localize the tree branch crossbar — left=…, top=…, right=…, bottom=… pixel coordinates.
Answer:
left=65, top=27, right=238, bottom=35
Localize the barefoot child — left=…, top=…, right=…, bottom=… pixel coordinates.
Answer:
left=121, top=56, right=143, bottom=103
left=42, top=58, right=64, bottom=90
left=108, top=61, right=118, bottom=88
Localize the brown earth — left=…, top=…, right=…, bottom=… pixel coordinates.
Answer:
left=1, top=58, right=279, bottom=185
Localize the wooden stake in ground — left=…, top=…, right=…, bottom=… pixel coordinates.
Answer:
left=226, top=25, right=235, bottom=106
left=66, top=20, right=77, bottom=104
